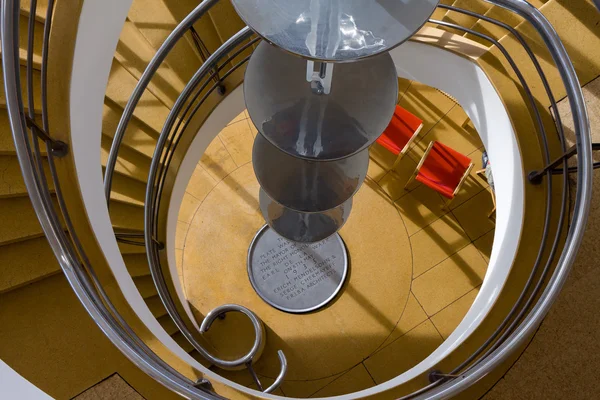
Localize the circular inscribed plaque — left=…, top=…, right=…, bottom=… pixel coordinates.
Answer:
left=247, top=225, right=348, bottom=313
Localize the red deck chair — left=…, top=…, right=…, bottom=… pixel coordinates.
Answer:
left=405, top=141, right=475, bottom=208
left=376, top=105, right=424, bottom=169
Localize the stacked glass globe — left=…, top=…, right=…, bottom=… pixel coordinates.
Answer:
left=236, top=0, right=439, bottom=243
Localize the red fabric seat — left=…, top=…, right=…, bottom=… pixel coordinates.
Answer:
left=415, top=142, right=473, bottom=199
left=377, top=105, right=424, bottom=156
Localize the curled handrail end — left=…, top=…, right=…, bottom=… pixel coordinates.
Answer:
left=264, top=350, right=287, bottom=394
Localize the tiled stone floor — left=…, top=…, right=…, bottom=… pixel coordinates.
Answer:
left=176, top=82, right=495, bottom=397
left=73, top=374, right=144, bottom=400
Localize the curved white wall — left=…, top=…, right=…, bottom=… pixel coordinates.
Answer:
left=67, top=0, right=523, bottom=394
left=69, top=0, right=208, bottom=371
left=0, top=361, right=52, bottom=400
left=168, top=40, right=524, bottom=398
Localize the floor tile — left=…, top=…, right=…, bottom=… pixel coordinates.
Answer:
left=364, top=320, right=444, bottom=384
left=474, top=229, right=495, bottom=263
left=175, top=248, right=184, bottom=284
left=178, top=192, right=201, bottom=224
left=227, top=110, right=246, bottom=126
left=311, top=364, right=375, bottom=397
left=409, top=107, right=482, bottom=161
left=410, top=214, right=471, bottom=278
left=395, top=185, right=448, bottom=236
left=200, top=137, right=238, bottom=181
left=379, top=292, right=428, bottom=349
left=184, top=165, right=413, bottom=381
left=218, top=120, right=254, bottom=166
left=186, top=164, right=217, bottom=202
left=447, top=147, right=490, bottom=210
left=376, top=157, right=419, bottom=201
left=368, top=142, right=400, bottom=182
left=281, top=375, right=341, bottom=398
left=412, top=244, right=488, bottom=316
left=452, top=190, right=496, bottom=240
left=175, top=221, right=189, bottom=250
left=398, top=82, right=457, bottom=139
left=397, top=78, right=412, bottom=103
left=246, top=118, right=258, bottom=138
left=431, top=287, right=480, bottom=339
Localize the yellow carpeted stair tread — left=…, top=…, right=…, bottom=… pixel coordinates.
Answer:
left=0, top=155, right=54, bottom=198
left=0, top=236, right=60, bottom=293
left=102, top=100, right=159, bottom=159
left=122, top=252, right=152, bottom=278
left=118, top=240, right=147, bottom=255
left=115, top=20, right=186, bottom=108
left=0, top=65, right=42, bottom=113
left=157, top=313, right=178, bottom=336
left=126, top=0, right=204, bottom=84
left=106, top=173, right=146, bottom=207
left=105, top=59, right=171, bottom=134
left=0, top=110, right=47, bottom=156
left=464, top=0, right=546, bottom=45
left=145, top=294, right=168, bottom=319
left=0, top=196, right=61, bottom=246
left=439, top=0, right=493, bottom=37
left=171, top=331, right=195, bottom=354
left=109, top=201, right=145, bottom=232
left=20, top=0, right=47, bottom=23
left=0, top=15, right=44, bottom=70
left=134, top=274, right=158, bottom=299
left=100, top=135, right=151, bottom=184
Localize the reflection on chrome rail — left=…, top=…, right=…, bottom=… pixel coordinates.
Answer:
left=1, top=0, right=593, bottom=398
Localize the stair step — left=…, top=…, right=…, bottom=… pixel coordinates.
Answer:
left=115, top=20, right=186, bottom=108
left=440, top=0, right=493, bottom=37
left=145, top=294, right=168, bottom=319
left=0, top=236, right=60, bottom=293
left=133, top=274, right=158, bottom=298
left=102, top=99, right=160, bottom=159
left=0, top=110, right=47, bottom=155
left=118, top=240, right=146, bottom=255
left=0, top=195, right=61, bottom=246
left=122, top=252, right=151, bottom=278
left=106, top=172, right=146, bottom=207
left=465, top=0, right=546, bottom=45
left=20, top=0, right=48, bottom=23
left=171, top=331, right=195, bottom=353
left=207, top=0, right=250, bottom=66
left=126, top=0, right=204, bottom=84
left=109, top=201, right=145, bottom=232
left=105, top=59, right=171, bottom=134
left=0, top=15, right=44, bottom=70
left=0, top=155, right=54, bottom=198
left=0, top=65, right=42, bottom=113
left=157, top=314, right=178, bottom=336
left=101, top=135, right=151, bottom=184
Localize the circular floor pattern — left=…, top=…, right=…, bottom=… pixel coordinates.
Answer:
left=182, top=163, right=412, bottom=381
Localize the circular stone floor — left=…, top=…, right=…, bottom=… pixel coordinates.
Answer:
left=182, top=162, right=413, bottom=381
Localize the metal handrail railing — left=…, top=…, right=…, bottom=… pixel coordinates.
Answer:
left=104, top=0, right=286, bottom=392
left=2, top=0, right=592, bottom=398
left=412, top=0, right=591, bottom=397
left=104, top=0, right=591, bottom=397
left=1, top=0, right=222, bottom=398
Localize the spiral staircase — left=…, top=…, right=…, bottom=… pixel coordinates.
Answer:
left=1, top=0, right=599, bottom=399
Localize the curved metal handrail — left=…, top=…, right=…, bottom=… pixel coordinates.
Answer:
left=411, top=0, right=591, bottom=397
left=1, top=1, right=221, bottom=399
left=2, top=0, right=592, bottom=398
left=104, top=1, right=287, bottom=391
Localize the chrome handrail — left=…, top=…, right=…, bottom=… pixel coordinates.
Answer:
left=2, top=0, right=592, bottom=397
left=1, top=1, right=220, bottom=398
left=411, top=0, right=591, bottom=397
left=104, top=0, right=287, bottom=390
